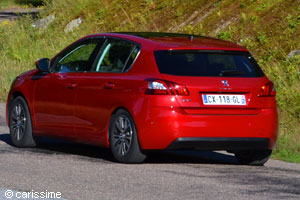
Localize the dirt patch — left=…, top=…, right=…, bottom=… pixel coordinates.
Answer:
left=169, top=2, right=216, bottom=32
left=213, top=16, right=239, bottom=34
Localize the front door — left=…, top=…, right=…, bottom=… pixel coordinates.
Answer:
left=33, top=72, right=80, bottom=138
left=33, top=37, right=103, bottom=138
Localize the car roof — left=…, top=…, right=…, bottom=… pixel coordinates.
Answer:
left=86, top=32, right=248, bottom=52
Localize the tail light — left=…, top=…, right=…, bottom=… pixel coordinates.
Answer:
left=259, top=81, right=276, bottom=97
left=147, top=80, right=189, bottom=96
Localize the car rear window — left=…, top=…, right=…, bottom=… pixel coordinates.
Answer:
left=154, top=50, right=264, bottom=77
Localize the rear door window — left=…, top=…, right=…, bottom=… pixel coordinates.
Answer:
left=92, top=39, right=140, bottom=73
left=154, top=50, right=264, bottom=77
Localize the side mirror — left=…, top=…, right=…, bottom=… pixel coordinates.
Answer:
left=35, top=58, right=50, bottom=72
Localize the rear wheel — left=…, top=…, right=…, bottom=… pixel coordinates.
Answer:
left=109, top=109, right=146, bottom=163
left=9, top=96, right=36, bottom=147
left=235, top=150, right=272, bottom=166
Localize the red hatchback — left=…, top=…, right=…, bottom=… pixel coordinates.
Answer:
left=6, top=32, right=278, bottom=165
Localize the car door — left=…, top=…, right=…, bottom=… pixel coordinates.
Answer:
left=33, top=37, right=103, bottom=138
left=73, top=38, right=140, bottom=145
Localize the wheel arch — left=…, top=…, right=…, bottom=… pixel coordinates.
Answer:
left=7, top=90, right=37, bottom=148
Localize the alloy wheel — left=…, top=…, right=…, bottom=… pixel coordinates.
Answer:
left=10, top=103, right=26, bottom=141
left=112, top=115, right=133, bottom=156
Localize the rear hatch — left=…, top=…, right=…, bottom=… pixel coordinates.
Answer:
left=154, top=50, right=275, bottom=115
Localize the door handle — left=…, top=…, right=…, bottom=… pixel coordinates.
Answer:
left=104, top=83, right=115, bottom=89
left=66, top=83, right=77, bottom=89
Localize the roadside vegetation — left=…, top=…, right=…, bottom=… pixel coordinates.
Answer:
left=0, top=0, right=18, bottom=9
left=0, top=0, right=299, bottom=162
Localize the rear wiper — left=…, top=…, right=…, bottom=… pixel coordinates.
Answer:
left=220, top=70, right=245, bottom=76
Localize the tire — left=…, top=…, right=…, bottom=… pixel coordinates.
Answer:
left=109, top=109, right=146, bottom=163
left=235, top=150, right=272, bottom=166
left=8, top=96, right=36, bottom=148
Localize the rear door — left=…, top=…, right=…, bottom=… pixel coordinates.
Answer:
left=154, top=50, right=270, bottom=115
left=73, top=38, right=140, bottom=145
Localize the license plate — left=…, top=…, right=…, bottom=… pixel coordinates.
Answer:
left=202, top=94, right=246, bottom=106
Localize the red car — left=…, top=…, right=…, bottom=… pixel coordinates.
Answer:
left=6, top=32, right=278, bottom=165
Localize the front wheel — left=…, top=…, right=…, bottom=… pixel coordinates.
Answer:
left=235, top=150, right=272, bottom=166
left=8, top=96, right=36, bottom=147
left=109, top=109, right=146, bottom=163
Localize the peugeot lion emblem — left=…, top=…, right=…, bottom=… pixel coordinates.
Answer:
left=222, top=80, right=230, bottom=87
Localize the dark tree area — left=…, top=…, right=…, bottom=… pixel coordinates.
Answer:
left=15, top=0, right=49, bottom=7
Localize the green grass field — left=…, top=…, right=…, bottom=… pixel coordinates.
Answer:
left=0, top=0, right=299, bottom=162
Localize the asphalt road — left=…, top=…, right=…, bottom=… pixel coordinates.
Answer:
left=0, top=103, right=300, bottom=200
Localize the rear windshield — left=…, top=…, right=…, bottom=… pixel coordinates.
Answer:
left=154, top=50, right=264, bottom=77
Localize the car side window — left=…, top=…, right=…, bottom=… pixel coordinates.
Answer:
left=51, top=38, right=103, bottom=73
left=93, top=39, right=140, bottom=73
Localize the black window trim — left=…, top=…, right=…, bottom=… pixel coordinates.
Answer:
left=49, top=36, right=142, bottom=74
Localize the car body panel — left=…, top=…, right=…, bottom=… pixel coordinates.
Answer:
left=32, top=72, right=83, bottom=138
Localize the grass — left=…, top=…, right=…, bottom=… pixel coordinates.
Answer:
left=0, top=0, right=19, bottom=9
left=0, top=0, right=41, bottom=9
left=0, top=0, right=299, bottom=162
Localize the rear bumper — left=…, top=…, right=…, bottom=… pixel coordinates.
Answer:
left=167, top=137, right=270, bottom=150
left=134, top=100, right=278, bottom=150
